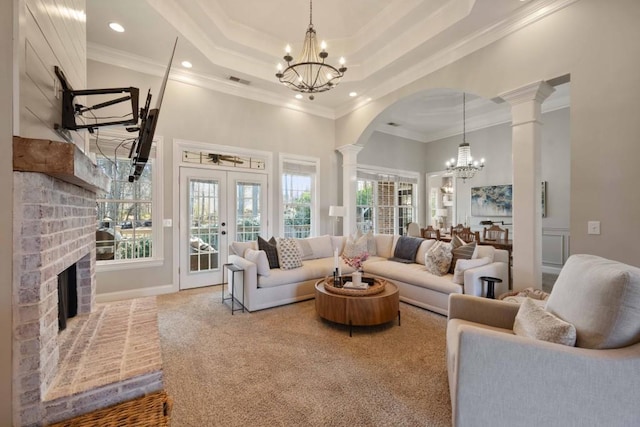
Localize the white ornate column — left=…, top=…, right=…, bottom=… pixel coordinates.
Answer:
left=500, top=81, right=555, bottom=291
left=337, top=144, right=363, bottom=236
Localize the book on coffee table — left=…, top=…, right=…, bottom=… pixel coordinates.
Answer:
left=342, top=281, right=368, bottom=290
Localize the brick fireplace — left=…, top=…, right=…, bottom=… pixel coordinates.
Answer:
left=12, top=138, right=163, bottom=426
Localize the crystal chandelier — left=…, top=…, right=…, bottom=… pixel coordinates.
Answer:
left=275, top=0, right=347, bottom=100
left=445, top=93, right=485, bottom=182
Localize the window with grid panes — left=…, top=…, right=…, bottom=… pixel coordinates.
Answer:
left=92, top=133, right=161, bottom=263
left=281, top=157, right=318, bottom=238
left=356, top=170, right=417, bottom=235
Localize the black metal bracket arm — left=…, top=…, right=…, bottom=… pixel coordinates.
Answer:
left=54, top=66, right=140, bottom=131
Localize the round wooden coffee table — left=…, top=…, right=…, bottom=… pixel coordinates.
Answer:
left=315, top=277, right=400, bottom=336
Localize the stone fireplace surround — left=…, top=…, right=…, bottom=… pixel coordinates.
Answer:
left=12, top=138, right=163, bottom=426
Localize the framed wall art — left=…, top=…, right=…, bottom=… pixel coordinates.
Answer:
left=471, top=185, right=513, bottom=217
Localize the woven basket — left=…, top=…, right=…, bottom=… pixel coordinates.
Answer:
left=324, top=276, right=386, bottom=296
left=48, top=391, right=172, bottom=427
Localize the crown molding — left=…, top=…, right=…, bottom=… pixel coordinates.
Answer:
left=334, top=0, right=578, bottom=119
left=87, top=43, right=336, bottom=119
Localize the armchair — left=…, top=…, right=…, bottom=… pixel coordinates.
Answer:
left=446, top=254, right=640, bottom=427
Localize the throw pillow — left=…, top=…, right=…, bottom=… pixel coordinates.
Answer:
left=514, top=298, right=577, bottom=346
left=276, top=238, right=303, bottom=270
left=415, top=239, right=436, bottom=265
left=364, top=230, right=377, bottom=256
left=452, top=257, right=491, bottom=284
left=424, top=241, right=453, bottom=276
left=393, top=236, right=424, bottom=262
left=449, top=241, right=477, bottom=274
left=244, top=249, right=271, bottom=277
left=258, top=236, right=279, bottom=269
left=343, top=233, right=368, bottom=258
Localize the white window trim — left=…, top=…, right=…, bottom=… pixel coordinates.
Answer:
left=279, top=153, right=320, bottom=237
left=92, top=129, right=164, bottom=271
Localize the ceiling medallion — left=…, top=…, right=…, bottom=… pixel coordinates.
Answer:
left=275, top=0, right=347, bottom=100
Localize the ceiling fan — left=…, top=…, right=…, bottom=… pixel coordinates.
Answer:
left=207, top=153, right=244, bottom=165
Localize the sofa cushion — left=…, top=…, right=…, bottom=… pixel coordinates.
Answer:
left=475, top=245, right=496, bottom=262
left=231, top=241, right=257, bottom=257
left=257, top=257, right=354, bottom=288
left=425, top=241, right=453, bottom=276
left=245, top=249, right=270, bottom=277
left=295, top=239, right=314, bottom=260
left=545, top=254, right=640, bottom=349
left=303, top=235, right=334, bottom=260
left=364, top=260, right=461, bottom=294
left=277, top=238, right=303, bottom=270
left=374, top=234, right=397, bottom=259
left=452, top=257, right=491, bottom=285
left=449, top=241, right=477, bottom=274
left=514, top=298, right=577, bottom=346
left=258, top=236, right=279, bottom=269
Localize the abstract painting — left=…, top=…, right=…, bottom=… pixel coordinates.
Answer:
left=471, top=185, right=513, bottom=217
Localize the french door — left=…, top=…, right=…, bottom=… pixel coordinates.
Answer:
left=179, top=167, right=267, bottom=290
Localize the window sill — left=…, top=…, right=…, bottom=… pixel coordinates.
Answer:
left=96, top=258, right=165, bottom=272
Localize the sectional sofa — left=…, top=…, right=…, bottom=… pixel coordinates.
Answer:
left=228, top=234, right=509, bottom=315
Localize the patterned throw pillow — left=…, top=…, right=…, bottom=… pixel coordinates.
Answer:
left=343, top=233, right=368, bottom=258
left=449, top=241, right=477, bottom=274
left=258, top=236, right=279, bottom=269
left=276, top=238, right=303, bottom=270
left=514, top=298, right=577, bottom=346
left=425, top=241, right=453, bottom=276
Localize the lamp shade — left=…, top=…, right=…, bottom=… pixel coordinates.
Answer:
left=435, top=208, right=449, bottom=218
left=329, top=206, right=345, bottom=217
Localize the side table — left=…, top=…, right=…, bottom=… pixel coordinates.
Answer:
left=479, top=276, right=502, bottom=299
left=222, top=263, right=246, bottom=314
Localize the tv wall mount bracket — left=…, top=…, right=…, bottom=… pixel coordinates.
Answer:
left=54, top=66, right=140, bottom=132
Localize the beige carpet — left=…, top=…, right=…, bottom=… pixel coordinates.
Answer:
left=157, top=286, right=452, bottom=426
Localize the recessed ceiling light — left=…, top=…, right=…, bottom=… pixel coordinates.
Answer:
left=108, top=22, right=125, bottom=33
left=349, top=92, right=358, bottom=97
left=295, top=94, right=303, bottom=99
left=181, top=61, right=193, bottom=69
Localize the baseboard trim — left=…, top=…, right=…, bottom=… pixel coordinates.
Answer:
left=96, top=284, right=175, bottom=303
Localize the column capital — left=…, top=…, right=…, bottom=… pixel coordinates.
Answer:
left=336, top=144, right=363, bottom=161
left=499, top=81, right=555, bottom=106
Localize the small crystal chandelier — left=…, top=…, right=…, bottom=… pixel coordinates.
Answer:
left=445, top=93, right=485, bottom=182
left=275, top=0, right=347, bottom=100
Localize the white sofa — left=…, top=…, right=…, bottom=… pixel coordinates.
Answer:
left=228, top=234, right=509, bottom=315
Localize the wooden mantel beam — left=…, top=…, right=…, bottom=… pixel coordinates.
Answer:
left=13, top=136, right=110, bottom=193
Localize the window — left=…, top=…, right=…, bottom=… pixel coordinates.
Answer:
left=280, top=156, right=319, bottom=238
left=92, top=132, right=162, bottom=264
left=356, top=169, right=417, bottom=235
left=235, top=181, right=262, bottom=242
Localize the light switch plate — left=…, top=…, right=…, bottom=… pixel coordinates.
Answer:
left=163, top=219, right=172, bottom=227
left=587, top=221, right=600, bottom=235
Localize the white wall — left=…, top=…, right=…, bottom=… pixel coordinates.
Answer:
left=1, top=0, right=13, bottom=423
left=17, top=0, right=87, bottom=149
left=335, top=0, right=640, bottom=267
left=87, top=60, right=339, bottom=296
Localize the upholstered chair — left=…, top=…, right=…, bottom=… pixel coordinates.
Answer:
left=446, top=254, right=640, bottom=427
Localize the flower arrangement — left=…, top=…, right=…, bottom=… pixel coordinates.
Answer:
left=342, top=251, right=369, bottom=271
